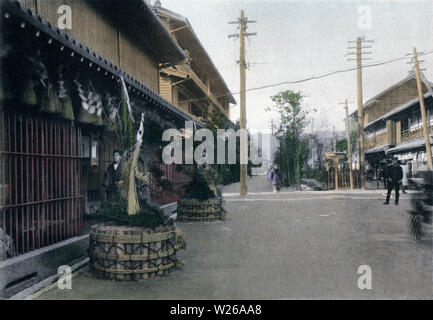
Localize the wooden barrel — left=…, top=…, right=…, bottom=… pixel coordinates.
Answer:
left=177, top=198, right=227, bottom=222
left=88, top=224, right=185, bottom=281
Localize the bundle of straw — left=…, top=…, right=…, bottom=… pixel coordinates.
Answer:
left=125, top=113, right=145, bottom=215
left=20, top=78, right=38, bottom=106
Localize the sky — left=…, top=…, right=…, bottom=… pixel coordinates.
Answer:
left=157, top=0, right=433, bottom=134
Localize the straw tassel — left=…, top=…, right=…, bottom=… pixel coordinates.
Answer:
left=126, top=113, right=145, bottom=215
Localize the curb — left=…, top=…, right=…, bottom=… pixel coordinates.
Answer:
left=8, top=258, right=89, bottom=300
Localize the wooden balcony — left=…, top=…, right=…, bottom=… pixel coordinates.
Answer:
left=365, top=132, right=388, bottom=150
left=401, top=126, right=433, bottom=142
left=161, top=65, right=229, bottom=118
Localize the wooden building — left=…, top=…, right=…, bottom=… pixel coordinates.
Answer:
left=376, top=91, right=433, bottom=173
left=0, top=0, right=204, bottom=296
left=156, top=7, right=236, bottom=123
left=351, top=71, right=432, bottom=174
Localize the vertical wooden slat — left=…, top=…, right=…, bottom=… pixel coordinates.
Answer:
left=8, top=114, right=12, bottom=207
left=36, top=118, right=41, bottom=249
left=19, top=116, right=24, bottom=254
left=56, top=123, right=59, bottom=241
left=25, top=115, right=29, bottom=252
left=1, top=113, right=85, bottom=257
left=78, top=128, right=82, bottom=233
left=63, top=124, right=67, bottom=238
left=66, top=126, right=70, bottom=236
left=31, top=117, right=35, bottom=251
left=41, top=119, right=45, bottom=248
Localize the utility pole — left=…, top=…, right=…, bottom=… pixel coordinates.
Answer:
left=332, top=126, right=336, bottom=152
left=347, top=37, right=373, bottom=189
left=339, top=100, right=355, bottom=189
left=229, top=10, right=257, bottom=195
left=269, top=118, right=275, bottom=167
left=408, top=48, right=433, bottom=170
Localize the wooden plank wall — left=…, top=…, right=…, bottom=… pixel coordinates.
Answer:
left=386, top=120, right=396, bottom=146
left=119, top=31, right=159, bottom=92
left=21, top=0, right=159, bottom=92
left=159, top=75, right=173, bottom=104
left=172, top=85, right=179, bottom=107
left=364, top=79, right=427, bottom=125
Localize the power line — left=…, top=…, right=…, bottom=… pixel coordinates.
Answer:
left=235, top=50, right=433, bottom=93
left=179, top=50, right=433, bottom=104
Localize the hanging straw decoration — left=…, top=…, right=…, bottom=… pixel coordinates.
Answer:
left=73, top=79, right=103, bottom=125
left=107, top=93, right=119, bottom=122
left=20, top=55, right=48, bottom=107
left=120, top=76, right=134, bottom=123
left=103, top=92, right=121, bottom=132
left=125, top=113, right=145, bottom=215
left=20, top=77, right=38, bottom=106
left=57, top=66, right=74, bottom=120
left=39, top=82, right=61, bottom=113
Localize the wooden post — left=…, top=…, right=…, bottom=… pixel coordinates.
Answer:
left=413, top=47, right=433, bottom=170
left=239, top=10, right=248, bottom=195
left=229, top=11, right=256, bottom=195
left=356, top=37, right=365, bottom=189
left=334, top=158, right=339, bottom=190
left=396, top=120, right=402, bottom=144
left=344, top=99, right=354, bottom=189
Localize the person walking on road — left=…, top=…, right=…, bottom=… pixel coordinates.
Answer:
left=267, top=163, right=282, bottom=193
left=383, top=157, right=403, bottom=205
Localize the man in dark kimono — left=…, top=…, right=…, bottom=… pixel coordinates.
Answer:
left=383, top=157, right=403, bottom=205
left=103, top=150, right=122, bottom=200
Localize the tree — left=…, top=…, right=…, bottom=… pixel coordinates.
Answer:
left=267, top=90, right=309, bottom=186
left=336, top=138, right=347, bottom=152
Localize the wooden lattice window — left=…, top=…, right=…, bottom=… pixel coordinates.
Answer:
left=1, top=112, right=83, bottom=259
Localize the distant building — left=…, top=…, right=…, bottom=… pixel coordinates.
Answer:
left=304, top=130, right=345, bottom=169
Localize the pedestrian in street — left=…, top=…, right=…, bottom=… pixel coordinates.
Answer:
left=383, top=157, right=403, bottom=205
left=103, top=150, right=123, bottom=200
left=379, top=159, right=391, bottom=189
left=267, top=163, right=282, bottom=193
left=400, top=160, right=410, bottom=194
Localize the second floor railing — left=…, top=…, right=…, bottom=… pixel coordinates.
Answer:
left=401, top=125, right=433, bottom=142
left=365, top=132, right=388, bottom=150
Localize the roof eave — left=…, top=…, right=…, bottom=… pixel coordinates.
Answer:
left=159, top=7, right=236, bottom=105
left=92, top=0, right=186, bottom=65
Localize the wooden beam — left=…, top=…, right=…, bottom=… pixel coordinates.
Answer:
left=161, top=66, right=188, bottom=79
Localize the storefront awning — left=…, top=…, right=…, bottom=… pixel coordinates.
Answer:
left=386, top=136, right=433, bottom=154
left=365, top=145, right=390, bottom=154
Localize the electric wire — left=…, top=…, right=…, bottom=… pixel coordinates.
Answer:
left=180, top=49, right=433, bottom=105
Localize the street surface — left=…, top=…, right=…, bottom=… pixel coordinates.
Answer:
left=36, top=176, right=433, bottom=299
